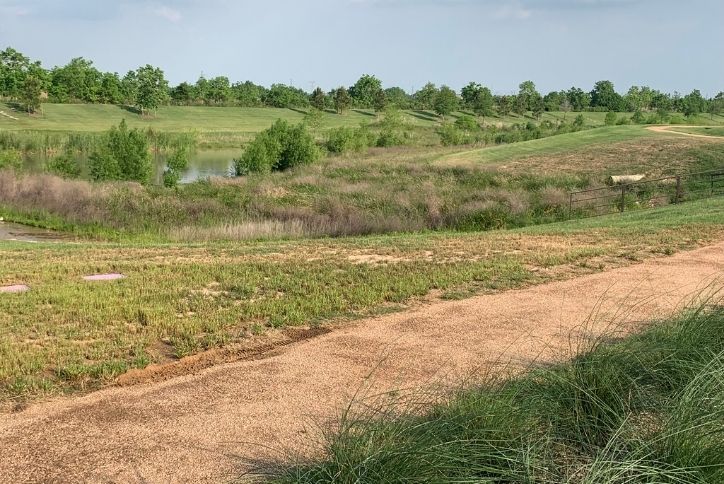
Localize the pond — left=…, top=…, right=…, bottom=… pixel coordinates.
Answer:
left=23, top=149, right=239, bottom=184
left=0, top=221, right=71, bottom=242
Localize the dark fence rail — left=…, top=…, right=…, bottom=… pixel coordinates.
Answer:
left=568, top=169, right=724, bottom=219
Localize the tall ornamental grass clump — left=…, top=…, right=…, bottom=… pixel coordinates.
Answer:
left=276, top=301, right=724, bottom=483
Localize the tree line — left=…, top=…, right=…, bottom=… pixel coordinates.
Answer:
left=1, top=47, right=722, bottom=119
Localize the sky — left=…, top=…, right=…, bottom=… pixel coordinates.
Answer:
left=1, top=0, right=722, bottom=96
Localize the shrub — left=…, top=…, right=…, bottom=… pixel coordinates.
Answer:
left=616, top=116, right=631, bottom=125
left=235, top=119, right=320, bottom=175
left=45, top=153, right=81, bottom=178
left=631, top=110, right=645, bottom=124
left=604, top=111, right=617, bottom=126
left=454, top=115, right=479, bottom=132
left=376, top=108, right=409, bottom=147
left=573, top=114, right=585, bottom=129
left=0, top=149, right=23, bottom=170
left=326, top=126, right=371, bottom=154
left=437, top=123, right=465, bottom=146
left=163, top=146, right=190, bottom=187
left=88, top=119, right=151, bottom=184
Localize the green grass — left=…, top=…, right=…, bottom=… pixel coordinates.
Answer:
left=670, top=126, right=724, bottom=137
left=276, top=303, right=724, bottom=483
left=440, top=125, right=658, bottom=164
left=1, top=197, right=723, bottom=405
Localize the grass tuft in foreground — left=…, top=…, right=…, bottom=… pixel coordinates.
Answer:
left=276, top=301, right=724, bottom=483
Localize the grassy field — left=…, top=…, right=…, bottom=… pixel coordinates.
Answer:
left=3, top=102, right=723, bottom=135
left=669, top=126, right=724, bottom=137
left=1, top=197, right=723, bottom=405
left=278, top=305, right=724, bottom=483
left=2, top=127, right=723, bottom=241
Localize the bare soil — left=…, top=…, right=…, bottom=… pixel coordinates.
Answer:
left=1, top=241, right=723, bottom=483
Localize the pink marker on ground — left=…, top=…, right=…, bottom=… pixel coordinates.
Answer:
left=0, top=284, right=30, bottom=293
left=83, top=273, right=126, bottom=281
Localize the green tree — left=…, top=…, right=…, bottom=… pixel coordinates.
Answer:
left=333, top=87, right=351, bottom=114
left=384, top=87, right=411, bottom=109
left=349, top=74, right=382, bottom=108
left=99, top=72, right=122, bottom=104
left=413, top=83, right=438, bottom=110
left=496, top=95, right=512, bottom=116
left=433, top=86, right=459, bottom=119
left=136, top=65, right=168, bottom=116
left=373, top=89, right=387, bottom=112
left=264, top=84, right=309, bottom=108
left=604, top=111, right=617, bottom=126
left=590, top=80, right=623, bottom=111
left=310, top=87, right=327, bottom=111
left=681, top=89, right=706, bottom=116
left=207, top=76, right=231, bottom=105
left=19, top=75, right=42, bottom=113
left=531, top=95, right=545, bottom=120
left=120, top=70, right=138, bottom=106
left=518, top=80, right=540, bottom=110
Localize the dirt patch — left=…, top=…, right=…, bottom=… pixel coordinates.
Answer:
left=117, top=325, right=331, bottom=386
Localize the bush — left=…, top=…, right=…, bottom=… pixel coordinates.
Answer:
left=437, top=123, right=465, bottom=146
left=163, top=146, right=190, bottom=187
left=631, top=110, right=645, bottom=124
left=235, top=119, right=320, bottom=175
left=0, top=149, right=23, bottom=170
left=88, top=119, right=151, bottom=183
left=454, top=115, right=479, bottom=132
left=376, top=108, right=409, bottom=147
left=326, top=126, right=371, bottom=154
left=604, top=111, right=617, bottom=126
left=615, top=116, right=631, bottom=125
left=45, top=153, right=81, bottom=178
left=573, top=114, right=585, bottom=129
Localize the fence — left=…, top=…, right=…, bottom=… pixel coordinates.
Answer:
left=568, top=169, right=724, bottom=219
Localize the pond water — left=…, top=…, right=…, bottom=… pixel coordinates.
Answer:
left=23, top=149, right=239, bottom=185
left=0, top=221, right=70, bottom=242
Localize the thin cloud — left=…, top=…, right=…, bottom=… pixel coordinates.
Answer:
left=153, top=5, right=182, bottom=23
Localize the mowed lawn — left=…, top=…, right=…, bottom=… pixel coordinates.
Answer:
left=7, top=102, right=722, bottom=134
left=1, top=197, right=723, bottom=404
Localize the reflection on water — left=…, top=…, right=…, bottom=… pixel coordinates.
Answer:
left=0, top=221, right=70, bottom=242
left=24, top=149, right=239, bottom=185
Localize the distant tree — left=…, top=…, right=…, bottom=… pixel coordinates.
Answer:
left=264, top=84, right=309, bottom=108
left=496, top=95, right=512, bottom=116
left=460, top=82, right=482, bottom=110
left=349, top=74, right=382, bottom=108
left=573, top=114, right=585, bottom=129
left=560, top=97, right=572, bottom=121
left=531, top=95, right=545, bottom=120
left=195, top=75, right=209, bottom=103
left=707, top=92, right=724, bottom=120
left=433, top=85, right=459, bottom=119
left=543, top=91, right=563, bottom=112
left=99, top=72, right=122, bottom=104
left=413, top=82, right=438, bottom=110
left=136, top=65, right=168, bottom=116
left=120, top=70, right=138, bottom=106
left=48, top=57, right=102, bottom=103
left=170, top=82, right=194, bottom=104
left=517, top=80, right=540, bottom=110
left=681, top=89, right=706, bottom=116
left=384, top=87, right=411, bottom=109
left=631, top=109, right=645, bottom=124
left=232, top=81, right=266, bottom=107
left=590, top=80, right=623, bottom=111
left=513, top=95, right=527, bottom=115
left=333, top=86, right=351, bottom=114
left=19, top=75, right=42, bottom=113
left=0, top=47, right=32, bottom=99
left=471, top=87, right=494, bottom=124
left=373, top=89, right=387, bottom=112
left=566, top=87, right=591, bottom=112
left=163, top=146, right=189, bottom=188
left=310, top=87, right=327, bottom=111
left=207, top=76, right=231, bottom=105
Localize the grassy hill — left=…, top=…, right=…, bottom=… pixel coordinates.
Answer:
left=4, top=102, right=723, bottom=135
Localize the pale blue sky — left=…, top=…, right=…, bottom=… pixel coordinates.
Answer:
left=1, top=0, right=722, bottom=95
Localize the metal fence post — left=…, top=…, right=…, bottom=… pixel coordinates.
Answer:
left=675, top=175, right=682, bottom=203
left=568, top=192, right=573, bottom=219
left=620, top=184, right=626, bottom=213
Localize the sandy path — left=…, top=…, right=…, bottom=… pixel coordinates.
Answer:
left=1, top=241, right=723, bottom=483
left=647, top=124, right=724, bottom=139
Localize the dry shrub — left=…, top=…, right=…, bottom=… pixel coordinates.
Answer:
left=169, top=220, right=317, bottom=241
left=539, top=187, right=569, bottom=209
